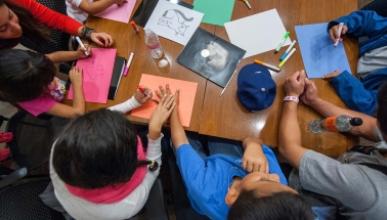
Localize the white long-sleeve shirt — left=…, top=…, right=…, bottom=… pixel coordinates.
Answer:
left=50, top=97, right=163, bottom=220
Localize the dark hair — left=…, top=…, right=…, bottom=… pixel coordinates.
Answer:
left=0, top=49, right=55, bottom=103
left=0, top=0, right=50, bottom=48
left=228, top=191, right=314, bottom=220
left=53, top=109, right=141, bottom=189
left=377, top=82, right=387, bottom=136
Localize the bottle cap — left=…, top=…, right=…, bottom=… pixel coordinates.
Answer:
left=350, top=117, right=363, bottom=126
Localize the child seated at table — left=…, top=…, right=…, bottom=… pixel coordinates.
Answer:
left=0, top=49, right=89, bottom=118
left=162, top=85, right=301, bottom=220
left=49, top=87, right=176, bottom=219
left=326, top=10, right=387, bottom=116
left=66, top=0, right=127, bottom=23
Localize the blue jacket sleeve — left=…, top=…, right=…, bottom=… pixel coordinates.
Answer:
left=328, top=10, right=387, bottom=39
left=330, top=71, right=377, bottom=116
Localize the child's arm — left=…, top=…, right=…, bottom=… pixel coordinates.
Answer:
left=78, top=0, right=125, bottom=15
left=241, top=137, right=268, bottom=173
left=108, top=87, right=152, bottom=113
left=169, top=90, right=189, bottom=149
left=148, top=89, right=175, bottom=140
left=47, top=67, right=85, bottom=118
left=46, top=46, right=91, bottom=63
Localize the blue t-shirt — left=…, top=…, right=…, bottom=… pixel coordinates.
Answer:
left=176, top=144, right=287, bottom=220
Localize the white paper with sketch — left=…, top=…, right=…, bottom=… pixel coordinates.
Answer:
left=144, top=0, right=204, bottom=45
left=225, top=9, right=291, bottom=58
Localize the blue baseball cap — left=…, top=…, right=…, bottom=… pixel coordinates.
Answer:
left=237, top=64, right=276, bottom=111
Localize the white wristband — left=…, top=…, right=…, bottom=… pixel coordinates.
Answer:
left=283, top=96, right=299, bottom=103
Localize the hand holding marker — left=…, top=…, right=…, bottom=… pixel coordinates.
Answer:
left=334, top=22, right=344, bottom=46
left=75, top=36, right=90, bottom=56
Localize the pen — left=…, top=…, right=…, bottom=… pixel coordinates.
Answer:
left=130, top=21, right=140, bottom=34
left=75, top=36, right=89, bottom=56
left=334, top=22, right=344, bottom=46
left=123, top=52, right=134, bottom=77
left=279, top=48, right=296, bottom=68
left=240, top=0, right=252, bottom=9
left=254, top=59, right=280, bottom=72
left=274, top=32, right=290, bottom=53
left=279, top=40, right=296, bottom=61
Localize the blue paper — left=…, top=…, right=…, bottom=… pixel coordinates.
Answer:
left=295, top=23, right=351, bottom=78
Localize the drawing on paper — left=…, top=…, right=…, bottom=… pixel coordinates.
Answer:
left=157, top=9, right=194, bottom=36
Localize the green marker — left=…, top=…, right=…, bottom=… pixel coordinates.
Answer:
left=274, top=31, right=290, bottom=53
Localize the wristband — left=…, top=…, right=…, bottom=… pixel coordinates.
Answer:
left=283, top=96, right=299, bottom=103
left=80, top=26, right=95, bottom=40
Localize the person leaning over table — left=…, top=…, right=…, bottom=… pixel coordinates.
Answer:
left=326, top=10, right=387, bottom=116
left=279, top=70, right=387, bottom=219
left=0, top=0, right=113, bottom=51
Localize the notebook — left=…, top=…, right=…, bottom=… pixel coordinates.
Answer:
left=67, top=48, right=116, bottom=104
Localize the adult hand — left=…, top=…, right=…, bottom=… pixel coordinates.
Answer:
left=242, top=138, right=268, bottom=173
left=329, top=23, right=348, bottom=43
left=300, top=79, right=319, bottom=106
left=284, top=70, right=306, bottom=97
left=69, top=67, right=83, bottom=88
left=323, top=70, right=341, bottom=79
left=90, top=32, right=113, bottom=47
left=134, top=87, right=153, bottom=104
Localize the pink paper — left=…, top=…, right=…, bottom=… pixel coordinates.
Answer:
left=67, top=48, right=117, bottom=104
left=96, top=0, right=136, bottom=24
left=130, top=74, right=198, bottom=127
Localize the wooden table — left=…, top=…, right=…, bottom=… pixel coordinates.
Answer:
left=83, top=0, right=358, bottom=157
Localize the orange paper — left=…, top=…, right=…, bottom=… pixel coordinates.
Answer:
left=130, top=74, right=198, bottom=127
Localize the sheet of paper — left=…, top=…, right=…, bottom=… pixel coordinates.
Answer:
left=130, top=74, right=198, bottom=127
left=193, top=0, right=235, bottom=26
left=144, top=0, right=204, bottom=45
left=67, top=48, right=117, bottom=104
left=95, top=0, right=136, bottom=23
left=225, top=9, right=291, bottom=58
left=295, top=23, right=352, bottom=78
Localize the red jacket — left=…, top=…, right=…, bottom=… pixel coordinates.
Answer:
left=9, top=0, right=82, bottom=35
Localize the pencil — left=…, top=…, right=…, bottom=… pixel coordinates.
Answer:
left=254, top=59, right=280, bottom=72
left=279, top=48, right=296, bottom=68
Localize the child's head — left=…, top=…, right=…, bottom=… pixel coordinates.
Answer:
left=228, top=190, right=314, bottom=220
left=0, top=49, right=55, bottom=103
left=53, top=109, right=139, bottom=189
left=227, top=172, right=313, bottom=220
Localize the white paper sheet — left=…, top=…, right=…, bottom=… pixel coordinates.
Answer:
left=225, top=9, right=291, bottom=58
left=145, top=0, right=204, bottom=45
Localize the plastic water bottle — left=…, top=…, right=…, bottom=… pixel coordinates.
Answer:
left=308, top=115, right=363, bottom=133
left=144, top=29, right=164, bottom=59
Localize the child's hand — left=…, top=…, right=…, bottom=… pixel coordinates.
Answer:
left=300, top=79, right=319, bottom=106
left=323, top=69, right=341, bottom=79
left=135, top=86, right=153, bottom=104
left=69, top=67, right=83, bottom=88
left=242, top=137, right=268, bottom=173
left=148, top=90, right=176, bottom=139
left=329, top=23, right=348, bottom=43
left=77, top=43, right=92, bottom=59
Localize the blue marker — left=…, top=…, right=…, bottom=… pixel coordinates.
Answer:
left=279, top=40, right=296, bottom=61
